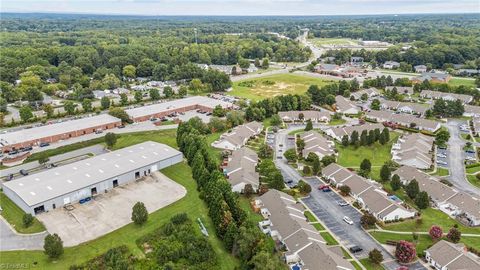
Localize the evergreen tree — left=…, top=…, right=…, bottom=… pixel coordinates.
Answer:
left=405, top=179, right=420, bottom=199
left=131, top=201, right=148, bottom=225
left=391, top=174, right=402, bottom=191
left=305, top=119, right=313, bottom=131
left=380, top=164, right=391, bottom=182
left=341, top=135, right=349, bottom=147
left=350, top=130, right=359, bottom=146
left=44, top=233, right=64, bottom=259
left=360, top=130, right=368, bottom=146
left=415, top=191, right=430, bottom=209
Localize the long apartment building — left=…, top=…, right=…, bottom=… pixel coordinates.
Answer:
left=365, top=110, right=441, bottom=132
left=420, top=90, right=473, bottom=104
left=255, top=189, right=354, bottom=270
left=278, top=110, right=331, bottom=123
left=322, top=163, right=416, bottom=222
left=381, top=101, right=431, bottom=116
left=211, top=121, right=263, bottom=150
left=325, top=123, right=384, bottom=141
left=224, top=147, right=259, bottom=193
left=391, top=133, right=434, bottom=170
left=299, top=131, right=336, bottom=159
left=393, top=166, right=480, bottom=226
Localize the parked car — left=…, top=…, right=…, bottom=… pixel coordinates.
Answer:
left=322, top=187, right=331, bottom=192
left=19, top=169, right=29, bottom=176
left=95, top=129, right=103, bottom=134
left=39, top=142, right=50, bottom=147
left=466, top=149, right=476, bottom=153
left=349, top=246, right=363, bottom=253
left=343, top=216, right=353, bottom=225
left=7, top=174, right=14, bottom=181
left=150, top=118, right=158, bottom=122
left=437, top=160, right=448, bottom=165
left=118, top=125, right=126, bottom=129
left=436, top=153, right=447, bottom=158
left=8, top=150, right=19, bottom=155
left=318, top=184, right=329, bottom=190
left=23, top=146, right=33, bottom=151
left=337, top=201, right=349, bottom=207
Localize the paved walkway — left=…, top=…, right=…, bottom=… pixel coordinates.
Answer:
left=0, top=217, right=46, bottom=251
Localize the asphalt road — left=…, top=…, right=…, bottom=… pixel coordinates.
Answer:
left=0, top=217, right=47, bottom=251
left=445, top=120, right=480, bottom=196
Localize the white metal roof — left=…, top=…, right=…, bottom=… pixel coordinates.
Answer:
left=2, top=141, right=182, bottom=206
left=1, top=114, right=121, bottom=146
left=125, top=96, right=234, bottom=119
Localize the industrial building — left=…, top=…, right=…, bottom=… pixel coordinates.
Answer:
left=125, top=96, right=235, bottom=122
left=0, top=114, right=122, bottom=152
left=2, top=141, right=183, bottom=215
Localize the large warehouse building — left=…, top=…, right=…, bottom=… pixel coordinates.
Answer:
left=2, top=141, right=183, bottom=215
left=0, top=114, right=122, bottom=152
left=125, top=96, right=235, bottom=122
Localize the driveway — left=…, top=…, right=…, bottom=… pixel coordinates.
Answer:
left=0, top=217, right=47, bottom=251
left=445, top=120, right=480, bottom=196
left=302, top=178, right=426, bottom=270
left=36, top=172, right=186, bottom=247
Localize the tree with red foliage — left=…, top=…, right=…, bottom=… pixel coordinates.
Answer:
left=395, top=240, right=416, bottom=263
left=429, top=225, right=443, bottom=240
left=447, top=227, right=461, bottom=243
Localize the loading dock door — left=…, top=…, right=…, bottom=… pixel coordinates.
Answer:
left=151, top=164, right=158, bottom=172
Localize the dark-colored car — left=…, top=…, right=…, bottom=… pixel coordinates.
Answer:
left=118, top=125, right=126, bottom=129
left=19, top=169, right=29, bottom=176
left=349, top=246, right=363, bottom=253
left=8, top=150, right=18, bottom=155
left=22, top=146, right=33, bottom=152
left=7, top=174, right=14, bottom=181
left=39, top=142, right=50, bottom=147
left=322, top=187, right=331, bottom=192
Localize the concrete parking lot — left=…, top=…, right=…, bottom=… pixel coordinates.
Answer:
left=36, top=172, right=186, bottom=246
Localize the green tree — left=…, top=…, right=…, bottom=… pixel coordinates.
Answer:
left=101, top=96, right=111, bottom=110
left=102, top=74, right=121, bottom=90
left=38, top=154, right=50, bottom=166
left=119, top=93, right=128, bottom=106
left=305, top=119, right=313, bottom=131
left=415, top=191, right=430, bottom=209
left=446, top=227, right=461, bottom=243
left=350, top=130, right=359, bottom=146
left=298, top=180, right=312, bottom=194
left=149, top=88, right=160, bottom=100
left=189, top=78, right=204, bottom=94
left=64, top=100, right=77, bottom=115
left=380, top=164, right=391, bottom=182
left=178, top=85, right=188, bottom=97
left=312, top=157, right=321, bottom=175
left=23, top=213, right=34, bottom=228
left=339, top=185, right=351, bottom=196
left=360, top=130, right=368, bottom=146
left=131, top=201, right=148, bottom=225
left=44, top=233, right=64, bottom=259
left=371, top=99, right=381, bottom=110
left=360, top=213, right=377, bottom=228
left=405, top=179, right=420, bottom=199
left=261, top=58, right=269, bottom=69
left=284, top=149, right=297, bottom=163
left=360, top=158, right=372, bottom=173
left=163, top=86, right=174, bottom=98
left=109, top=107, right=130, bottom=123
left=212, top=105, right=226, bottom=117
left=369, top=249, right=383, bottom=265
left=269, top=172, right=285, bottom=190
left=435, top=129, right=450, bottom=146
left=270, top=114, right=282, bottom=126
left=254, top=58, right=261, bottom=68
left=380, top=127, right=390, bottom=145
left=341, top=135, right=349, bottom=147
left=134, top=91, right=142, bottom=103
left=82, top=98, right=92, bottom=112
left=122, top=65, right=136, bottom=79
left=42, top=103, right=54, bottom=118
left=321, top=155, right=336, bottom=166
left=105, top=132, right=117, bottom=149
left=19, top=105, right=33, bottom=122
left=391, top=174, right=402, bottom=191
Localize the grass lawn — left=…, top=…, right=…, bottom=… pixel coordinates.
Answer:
left=304, top=210, right=318, bottom=222
left=0, top=192, right=46, bottom=234
left=309, top=37, right=358, bottom=46
left=384, top=208, right=480, bottom=235
left=238, top=197, right=264, bottom=224
left=230, top=73, right=335, bottom=101
left=26, top=137, right=105, bottom=162
left=329, top=118, right=347, bottom=126
left=432, top=167, right=449, bottom=177
left=351, top=260, right=363, bottom=270
left=312, top=223, right=326, bottom=231
left=466, top=174, right=480, bottom=188
left=0, top=162, right=238, bottom=269
left=449, top=77, right=476, bottom=87
left=336, top=132, right=400, bottom=169
left=320, top=231, right=339, bottom=245
left=359, top=258, right=385, bottom=270
left=466, top=164, right=480, bottom=174
left=461, top=133, right=473, bottom=141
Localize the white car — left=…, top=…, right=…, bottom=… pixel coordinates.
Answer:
left=437, top=160, right=448, bottom=165
left=337, top=201, right=349, bottom=207
left=343, top=216, right=354, bottom=225
left=436, top=154, right=447, bottom=158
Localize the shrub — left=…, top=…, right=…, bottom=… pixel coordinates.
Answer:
left=447, top=227, right=461, bottom=243
left=44, top=233, right=64, bottom=259
left=339, top=185, right=351, bottom=196
left=429, top=225, right=443, bottom=240
left=298, top=180, right=312, bottom=194
left=360, top=213, right=377, bottom=228
left=131, top=202, right=148, bottom=225
left=368, top=249, right=383, bottom=265
left=22, top=213, right=34, bottom=228
left=395, top=240, right=416, bottom=263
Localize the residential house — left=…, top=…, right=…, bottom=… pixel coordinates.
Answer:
left=391, top=133, right=434, bottom=169
left=385, top=86, right=414, bottom=97
left=413, top=72, right=452, bottom=84
left=299, top=131, right=336, bottom=159
left=210, top=65, right=234, bottom=75
left=381, top=101, right=430, bottom=116
left=255, top=190, right=354, bottom=270
left=350, top=88, right=380, bottom=100
left=472, top=117, right=480, bottom=135
left=420, top=90, right=472, bottom=104
left=224, top=147, right=259, bottom=193
left=383, top=61, right=400, bottom=69
left=334, top=96, right=360, bottom=115
left=350, top=57, right=364, bottom=66
left=321, top=163, right=416, bottom=222
left=425, top=240, right=480, bottom=270
left=365, top=110, right=441, bottom=132
left=278, top=110, right=331, bottom=123
left=325, top=123, right=384, bottom=141
left=212, top=121, right=263, bottom=150
left=414, top=65, right=427, bottom=73
left=393, top=166, right=480, bottom=226
left=247, top=63, right=258, bottom=73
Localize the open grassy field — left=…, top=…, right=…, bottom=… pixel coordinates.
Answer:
left=336, top=132, right=400, bottom=171
left=0, top=192, right=46, bottom=234
left=309, top=37, right=358, bottom=46
left=230, top=73, right=336, bottom=101
left=449, top=77, right=476, bottom=87
left=384, top=207, right=480, bottom=235
left=0, top=132, right=238, bottom=269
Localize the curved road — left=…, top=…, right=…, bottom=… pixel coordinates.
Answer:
left=445, top=120, right=480, bottom=196
left=0, top=217, right=47, bottom=251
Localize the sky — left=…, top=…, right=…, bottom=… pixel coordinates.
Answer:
left=1, top=0, right=479, bottom=16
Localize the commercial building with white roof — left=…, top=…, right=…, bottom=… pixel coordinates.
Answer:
left=2, top=141, right=183, bottom=215
left=125, top=96, right=236, bottom=122
left=0, top=114, right=122, bottom=152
